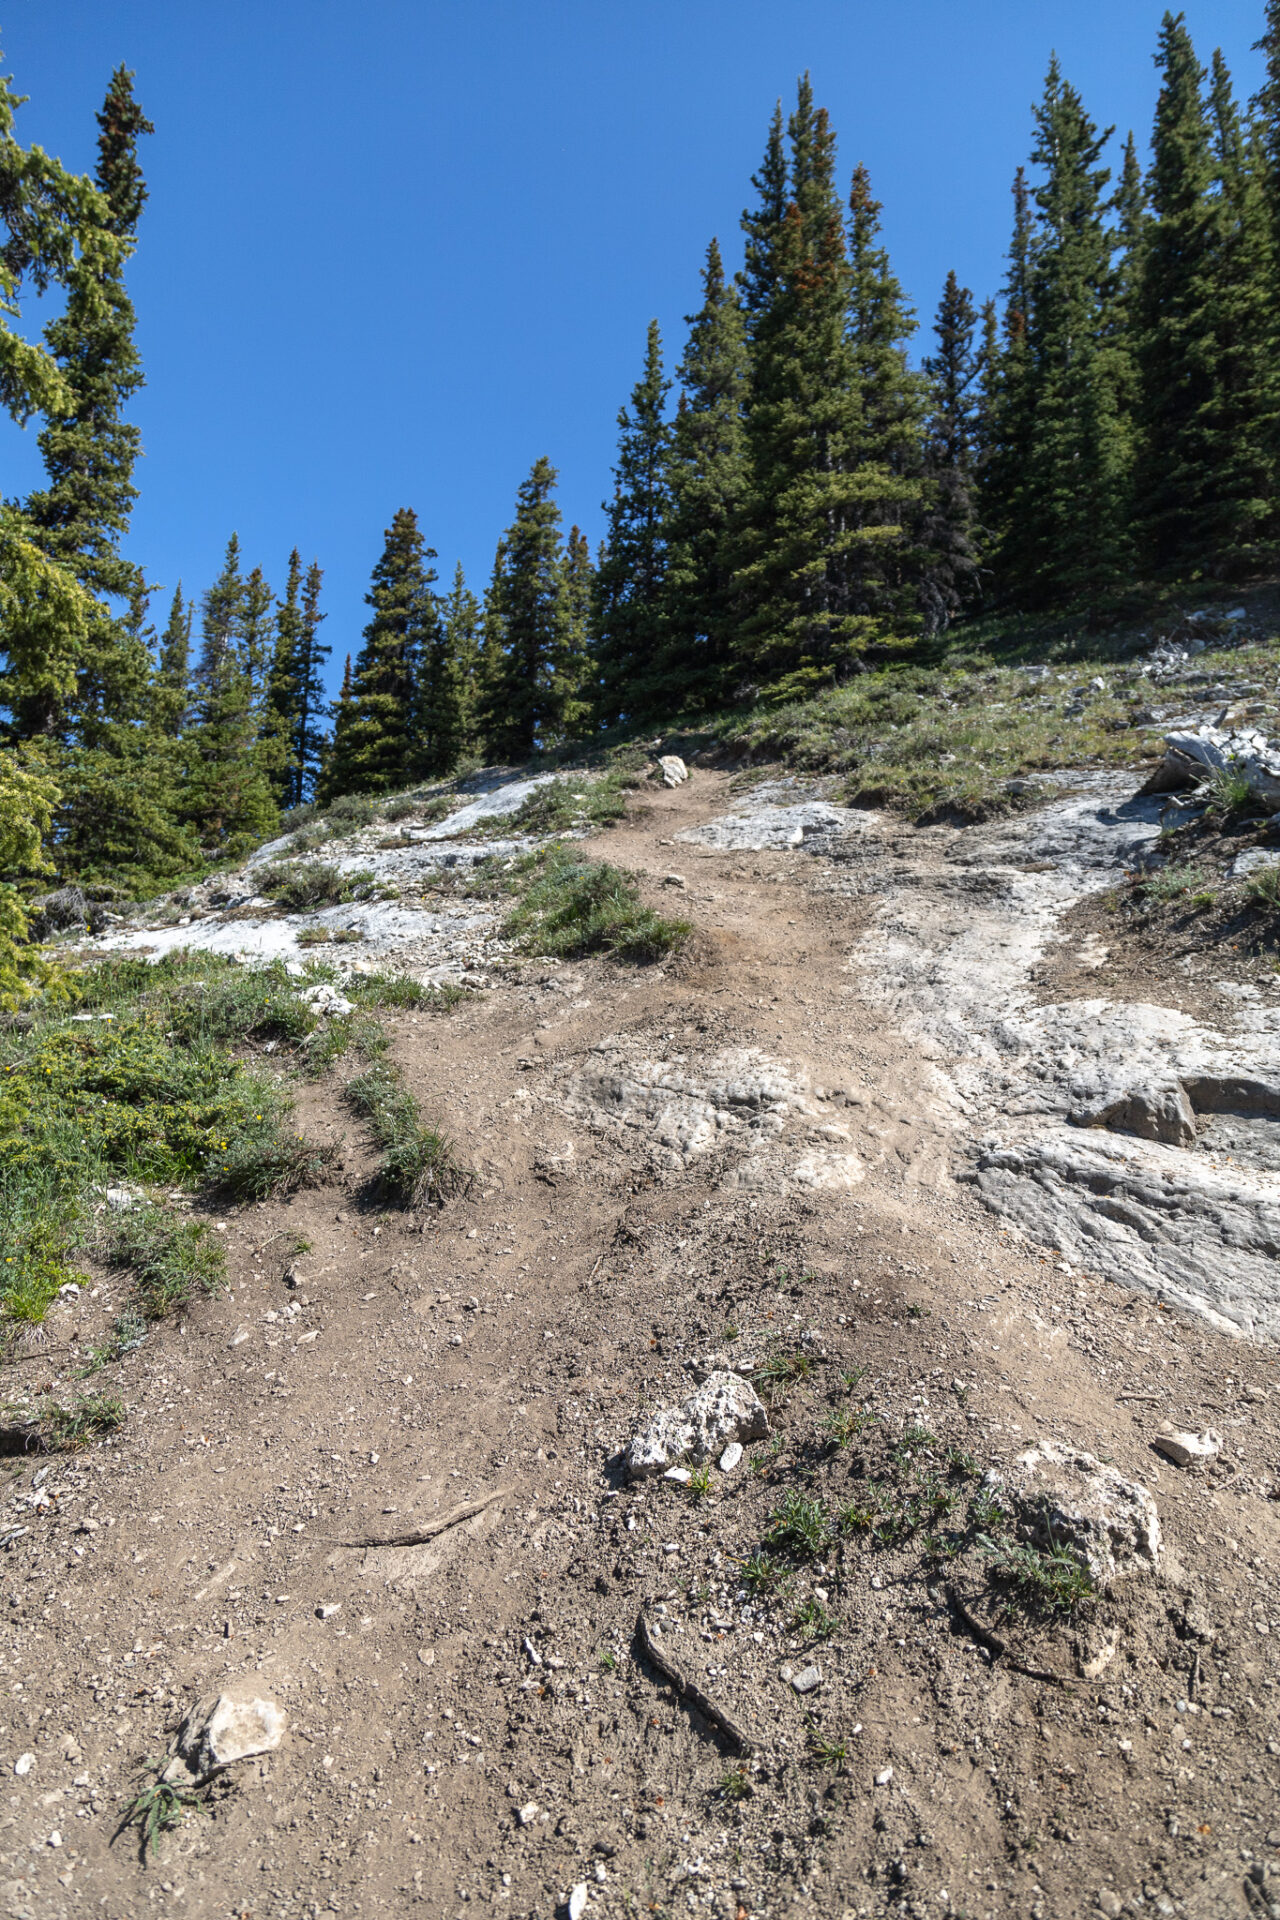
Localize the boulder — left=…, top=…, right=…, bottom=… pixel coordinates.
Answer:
left=163, top=1689, right=286, bottom=1785
left=1140, top=725, right=1280, bottom=809
left=1070, top=1079, right=1197, bottom=1149
left=623, top=1371, right=769, bottom=1481
left=997, top=1441, right=1162, bottom=1589
left=657, top=755, right=689, bottom=789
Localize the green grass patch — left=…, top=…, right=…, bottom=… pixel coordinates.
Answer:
left=503, top=848, right=690, bottom=963
left=978, top=1532, right=1094, bottom=1613
left=0, top=954, right=333, bottom=1324
left=105, top=1204, right=225, bottom=1319
left=344, top=1061, right=469, bottom=1207
left=258, top=862, right=375, bottom=913
left=1246, top=867, right=1280, bottom=912
left=763, top=1488, right=831, bottom=1558
left=499, top=769, right=633, bottom=838
left=14, top=1391, right=126, bottom=1451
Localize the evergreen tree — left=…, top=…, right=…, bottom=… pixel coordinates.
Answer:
left=241, top=564, right=275, bottom=712
left=662, top=237, right=750, bottom=710
left=20, top=66, right=153, bottom=744
left=294, top=561, right=331, bottom=803
left=319, top=509, right=435, bottom=799
left=979, top=169, right=1036, bottom=592
left=411, top=576, right=463, bottom=780
left=182, top=535, right=276, bottom=851
left=263, top=550, right=304, bottom=804
left=593, top=322, right=672, bottom=728
left=558, top=526, right=594, bottom=740
left=478, top=459, right=574, bottom=762
left=1020, top=59, right=1131, bottom=602
left=149, top=584, right=191, bottom=738
left=733, top=78, right=862, bottom=686
left=1133, top=15, right=1223, bottom=570
left=919, top=271, right=982, bottom=632
left=441, top=562, right=482, bottom=757
left=1204, top=48, right=1274, bottom=558
left=740, top=102, right=788, bottom=321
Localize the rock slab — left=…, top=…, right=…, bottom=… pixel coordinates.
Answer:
left=164, top=1690, right=286, bottom=1784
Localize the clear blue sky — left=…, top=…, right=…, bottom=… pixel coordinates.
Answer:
left=3, top=1, right=1267, bottom=692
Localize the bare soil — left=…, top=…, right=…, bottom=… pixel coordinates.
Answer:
left=3, top=771, right=1280, bottom=1920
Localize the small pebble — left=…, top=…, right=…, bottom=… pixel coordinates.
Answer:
left=875, top=1766, right=894, bottom=1787
left=663, top=1467, right=691, bottom=1485
left=13, top=1754, right=33, bottom=1778
left=517, top=1802, right=539, bottom=1827
left=317, top=1603, right=342, bottom=1620
left=719, top=1443, right=743, bottom=1473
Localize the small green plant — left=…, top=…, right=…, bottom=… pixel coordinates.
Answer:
left=806, top=1731, right=847, bottom=1772
left=349, top=973, right=467, bottom=1012
left=1246, top=867, right=1280, bottom=912
left=754, top=1348, right=814, bottom=1403
left=598, top=1647, right=617, bottom=1673
left=686, top=1462, right=713, bottom=1500
left=118, top=1769, right=202, bottom=1858
left=718, top=1766, right=753, bottom=1803
left=749, top=1434, right=783, bottom=1479
left=741, top=1549, right=788, bottom=1594
left=822, top=1407, right=874, bottom=1448
left=764, top=1488, right=830, bottom=1559
left=501, top=771, right=631, bottom=838
left=20, top=1392, right=125, bottom=1450
left=722, top=1322, right=740, bottom=1342
left=838, top=1365, right=869, bottom=1392
left=1206, top=766, right=1255, bottom=817
left=790, top=1596, right=836, bottom=1641
left=979, top=1534, right=1093, bottom=1613
left=946, top=1448, right=980, bottom=1479
left=969, top=1487, right=1008, bottom=1535
left=258, top=862, right=356, bottom=912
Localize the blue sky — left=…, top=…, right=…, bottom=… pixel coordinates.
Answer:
left=3, top=0, right=1268, bottom=692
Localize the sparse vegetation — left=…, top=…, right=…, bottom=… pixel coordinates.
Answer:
left=105, top=1205, right=225, bottom=1318
left=504, top=847, right=690, bottom=963
left=258, top=862, right=376, bottom=913
left=344, top=1060, right=469, bottom=1207
left=118, top=1768, right=203, bottom=1859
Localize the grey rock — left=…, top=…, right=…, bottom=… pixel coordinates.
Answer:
left=998, top=1442, right=1161, bottom=1589
left=1230, top=847, right=1280, bottom=880
left=1070, top=1079, right=1197, bottom=1148
left=623, top=1371, right=769, bottom=1481
left=28, top=887, right=109, bottom=940
left=790, top=1665, right=822, bottom=1694
left=1151, top=1427, right=1221, bottom=1470
left=163, top=1689, right=286, bottom=1785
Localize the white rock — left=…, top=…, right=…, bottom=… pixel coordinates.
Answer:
left=163, top=1689, right=286, bottom=1784
left=1152, top=1427, right=1222, bottom=1470
left=316, top=1603, right=342, bottom=1619
left=657, top=755, right=688, bottom=788
left=791, top=1665, right=822, bottom=1694
left=516, top=1802, right=539, bottom=1827
left=103, top=1186, right=138, bottom=1213
left=718, top=1442, right=743, bottom=1473
left=875, top=1766, right=894, bottom=1786
left=662, top=1467, right=692, bottom=1485
left=300, top=982, right=354, bottom=1017
left=567, top=1883, right=589, bottom=1920
left=999, top=1442, right=1162, bottom=1589
left=13, top=1753, right=33, bottom=1777
left=623, top=1372, right=769, bottom=1481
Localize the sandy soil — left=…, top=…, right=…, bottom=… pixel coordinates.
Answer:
left=3, top=770, right=1279, bottom=1920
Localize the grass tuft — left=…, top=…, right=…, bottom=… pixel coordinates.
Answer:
left=344, top=1062, right=469, bottom=1207
left=106, top=1204, right=225, bottom=1318
left=504, top=848, right=690, bottom=963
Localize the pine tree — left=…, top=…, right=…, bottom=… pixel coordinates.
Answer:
left=593, top=322, right=672, bottom=728
left=294, top=562, right=331, bottom=803
left=557, top=526, right=594, bottom=740
left=149, top=584, right=191, bottom=738
left=740, top=102, right=788, bottom=321
left=1133, top=15, right=1223, bottom=571
left=263, top=550, right=304, bottom=804
left=436, top=563, right=481, bottom=759
left=182, top=535, right=277, bottom=852
left=319, top=509, right=435, bottom=799
left=324, top=655, right=355, bottom=798
left=662, top=237, right=750, bottom=710
left=19, top=66, right=154, bottom=744
left=1019, top=59, right=1131, bottom=602
left=478, top=459, right=573, bottom=762
left=241, top=564, right=275, bottom=712
left=919, top=271, right=982, bottom=632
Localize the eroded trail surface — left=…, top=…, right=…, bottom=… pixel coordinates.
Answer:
left=6, top=768, right=1280, bottom=1920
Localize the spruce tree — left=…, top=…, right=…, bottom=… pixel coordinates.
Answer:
left=411, top=581, right=463, bottom=780
left=919, top=271, right=982, bottom=632
left=558, top=528, right=594, bottom=739
left=263, top=550, right=305, bottom=804
left=479, top=459, right=573, bottom=762
left=441, top=563, right=482, bottom=758
left=1020, top=59, right=1131, bottom=602
left=1133, top=15, right=1222, bottom=571
left=593, top=322, right=672, bottom=728
left=20, top=66, right=153, bottom=744
left=979, top=169, right=1036, bottom=593
left=662, top=237, right=750, bottom=711
left=319, top=510, right=435, bottom=799
left=149, top=584, right=191, bottom=738
left=182, top=535, right=277, bottom=852
left=740, top=103, right=788, bottom=321
left=1204, top=49, right=1274, bottom=559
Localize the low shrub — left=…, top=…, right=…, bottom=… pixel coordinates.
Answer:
left=504, top=848, right=690, bottom=962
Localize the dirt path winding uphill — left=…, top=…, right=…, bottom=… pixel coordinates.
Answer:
left=3, top=767, right=1280, bottom=1920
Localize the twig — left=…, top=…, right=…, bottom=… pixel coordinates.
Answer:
left=1190, top=1648, right=1202, bottom=1702
left=944, top=1583, right=1077, bottom=1690
left=636, top=1609, right=755, bottom=1752
left=1117, top=1391, right=1162, bottom=1402
left=338, top=1485, right=512, bottom=1549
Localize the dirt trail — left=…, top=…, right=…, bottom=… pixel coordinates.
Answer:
left=4, top=769, right=1280, bottom=1920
